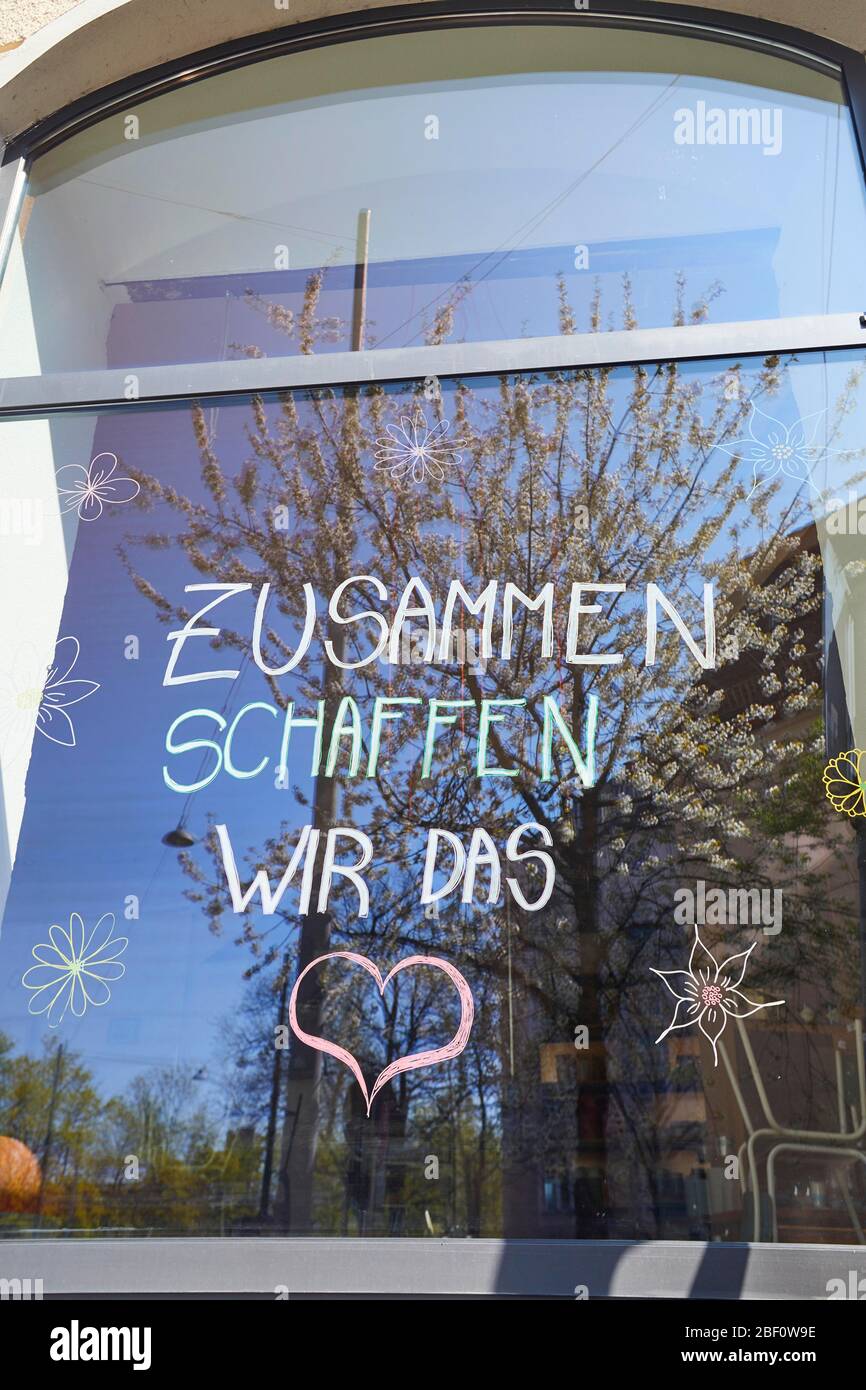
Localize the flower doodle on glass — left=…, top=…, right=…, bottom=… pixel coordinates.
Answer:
left=37, top=635, right=99, bottom=747
left=56, top=451, right=140, bottom=520
left=374, top=412, right=462, bottom=485
left=715, top=402, right=829, bottom=498
left=823, top=749, right=866, bottom=818
left=652, top=926, right=784, bottom=1065
left=0, top=635, right=99, bottom=759
left=22, top=913, right=128, bottom=1028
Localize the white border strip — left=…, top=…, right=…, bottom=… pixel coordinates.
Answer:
left=1, top=1237, right=864, bottom=1298
left=0, top=156, right=27, bottom=289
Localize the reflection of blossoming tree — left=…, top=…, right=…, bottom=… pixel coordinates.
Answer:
left=122, top=273, right=864, bottom=1239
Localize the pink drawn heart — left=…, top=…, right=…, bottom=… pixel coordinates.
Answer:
left=288, top=951, right=474, bottom=1117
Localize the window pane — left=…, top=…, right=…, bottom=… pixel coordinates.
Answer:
left=1, top=25, right=865, bottom=380
left=1, top=348, right=865, bottom=1241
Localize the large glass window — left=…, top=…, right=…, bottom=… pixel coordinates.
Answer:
left=0, top=25, right=864, bottom=381
left=1, top=345, right=866, bottom=1242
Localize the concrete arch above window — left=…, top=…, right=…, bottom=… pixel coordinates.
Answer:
left=0, top=1, right=864, bottom=146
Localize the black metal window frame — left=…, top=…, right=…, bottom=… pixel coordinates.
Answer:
left=0, top=1, right=866, bottom=1297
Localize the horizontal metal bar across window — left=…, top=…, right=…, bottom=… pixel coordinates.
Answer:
left=0, top=313, right=864, bottom=417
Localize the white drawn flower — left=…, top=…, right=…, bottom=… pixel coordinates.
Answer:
left=715, top=402, right=829, bottom=498
left=0, top=636, right=99, bottom=762
left=374, top=412, right=462, bottom=485
left=652, top=925, right=784, bottom=1065
left=22, top=912, right=128, bottom=1028
left=55, top=451, right=140, bottom=520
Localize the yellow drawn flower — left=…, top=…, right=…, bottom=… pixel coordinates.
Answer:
left=823, top=749, right=866, bottom=817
